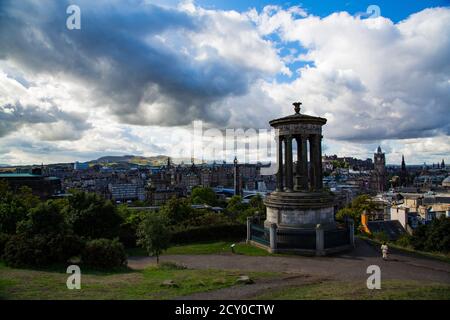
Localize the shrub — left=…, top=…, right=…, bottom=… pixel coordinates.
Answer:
left=3, top=234, right=84, bottom=267
left=119, top=222, right=138, bottom=248
left=82, top=238, right=127, bottom=269
left=0, top=232, right=10, bottom=258
left=371, top=231, right=389, bottom=243
left=171, top=224, right=246, bottom=244
left=395, top=234, right=412, bottom=248
left=411, top=217, right=450, bottom=253
left=183, top=211, right=231, bottom=227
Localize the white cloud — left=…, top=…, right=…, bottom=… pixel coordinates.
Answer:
left=252, top=7, right=450, bottom=142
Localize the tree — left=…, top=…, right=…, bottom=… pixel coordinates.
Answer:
left=336, top=195, right=377, bottom=227
left=159, top=197, right=192, bottom=225
left=0, top=182, right=39, bottom=234
left=137, top=212, right=171, bottom=264
left=226, top=195, right=248, bottom=220
left=191, top=187, right=217, bottom=206
left=65, top=191, right=123, bottom=239
left=17, top=201, right=68, bottom=236
left=411, top=216, right=450, bottom=253
left=249, top=194, right=265, bottom=213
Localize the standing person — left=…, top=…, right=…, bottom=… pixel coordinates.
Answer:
left=381, top=242, right=389, bottom=260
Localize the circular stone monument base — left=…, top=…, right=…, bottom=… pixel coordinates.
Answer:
left=264, top=190, right=335, bottom=228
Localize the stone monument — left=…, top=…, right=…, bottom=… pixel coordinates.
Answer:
left=257, top=102, right=353, bottom=254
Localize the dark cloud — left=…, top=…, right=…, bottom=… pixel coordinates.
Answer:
left=0, top=102, right=91, bottom=139
left=0, top=0, right=273, bottom=127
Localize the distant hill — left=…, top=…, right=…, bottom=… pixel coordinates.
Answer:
left=91, top=155, right=196, bottom=166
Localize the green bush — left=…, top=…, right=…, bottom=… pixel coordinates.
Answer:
left=0, top=232, right=10, bottom=258
left=3, top=234, right=84, bottom=267
left=371, top=231, right=389, bottom=243
left=82, top=238, right=127, bottom=269
left=171, top=224, right=246, bottom=244
left=183, top=211, right=231, bottom=227
left=119, top=222, right=138, bottom=248
left=395, top=233, right=412, bottom=248
left=411, top=217, right=450, bottom=253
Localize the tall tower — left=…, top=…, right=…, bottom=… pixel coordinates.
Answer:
left=374, top=146, right=386, bottom=192
left=400, top=155, right=408, bottom=186
left=233, top=156, right=241, bottom=197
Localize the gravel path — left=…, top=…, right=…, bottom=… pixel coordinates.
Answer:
left=128, top=239, right=450, bottom=299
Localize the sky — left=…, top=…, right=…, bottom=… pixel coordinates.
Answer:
left=0, top=0, right=449, bottom=166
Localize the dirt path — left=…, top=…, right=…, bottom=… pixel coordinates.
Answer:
left=176, top=274, right=324, bottom=300
left=128, top=239, right=450, bottom=299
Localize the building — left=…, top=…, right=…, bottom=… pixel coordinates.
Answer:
left=399, top=155, right=409, bottom=186
left=74, top=161, right=90, bottom=170
left=108, top=183, right=146, bottom=202
left=360, top=213, right=406, bottom=240
left=371, top=146, right=387, bottom=192
left=0, top=172, right=61, bottom=199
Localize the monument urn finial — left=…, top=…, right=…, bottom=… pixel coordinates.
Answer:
left=293, top=102, right=302, bottom=114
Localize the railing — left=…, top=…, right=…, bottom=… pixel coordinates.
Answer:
left=277, top=229, right=316, bottom=250
left=250, top=223, right=270, bottom=246
left=324, top=227, right=350, bottom=249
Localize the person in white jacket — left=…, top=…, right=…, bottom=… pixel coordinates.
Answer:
left=381, top=242, right=389, bottom=260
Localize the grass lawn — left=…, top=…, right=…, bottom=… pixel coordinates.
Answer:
left=127, top=241, right=273, bottom=257
left=255, top=279, right=450, bottom=300
left=0, top=261, right=277, bottom=300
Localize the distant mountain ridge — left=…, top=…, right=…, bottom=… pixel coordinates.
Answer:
left=91, top=155, right=196, bottom=166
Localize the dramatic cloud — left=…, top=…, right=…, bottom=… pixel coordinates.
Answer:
left=0, top=1, right=448, bottom=165
left=0, top=0, right=285, bottom=127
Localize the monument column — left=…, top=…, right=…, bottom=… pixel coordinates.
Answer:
left=309, top=135, right=316, bottom=190
left=284, top=135, right=293, bottom=191
left=300, top=135, right=309, bottom=190
left=295, top=135, right=309, bottom=191
left=316, top=135, right=323, bottom=189
left=277, top=135, right=284, bottom=191
left=294, top=136, right=301, bottom=191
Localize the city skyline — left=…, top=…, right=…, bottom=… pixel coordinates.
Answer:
left=0, top=0, right=449, bottom=166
